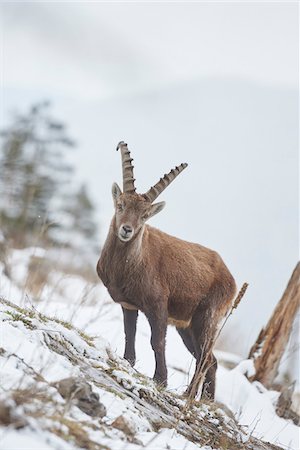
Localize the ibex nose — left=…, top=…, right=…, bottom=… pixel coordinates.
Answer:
left=119, top=224, right=134, bottom=241
left=122, top=225, right=132, bottom=235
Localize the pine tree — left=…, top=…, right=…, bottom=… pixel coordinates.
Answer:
left=0, top=102, right=98, bottom=252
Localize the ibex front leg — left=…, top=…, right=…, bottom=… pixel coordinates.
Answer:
left=147, top=308, right=168, bottom=387
left=122, top=308, right=138, bottom=366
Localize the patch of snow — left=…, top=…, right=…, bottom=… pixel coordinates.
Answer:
left=1, top=320, right=75, bottom=384
left=214, top=349, right=242, bottom=366
left=0, top=263, right=24, bottom=304
left=216, top=365, right=299, bottom=449
left=138, top=428, right=208, bottom=450
left=0, top=428, right=73, bottom=450
left=234, top=359, right=256, bottom=377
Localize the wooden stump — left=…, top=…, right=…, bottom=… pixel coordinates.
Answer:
left=248, top=262, right=300, bottom=388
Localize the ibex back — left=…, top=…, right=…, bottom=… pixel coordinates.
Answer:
left=97, top=142, right=236, bottom=399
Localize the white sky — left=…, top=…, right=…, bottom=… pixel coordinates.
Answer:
left=2, top=2, right=298, bottom=100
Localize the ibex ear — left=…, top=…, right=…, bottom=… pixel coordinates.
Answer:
left=112, top=182, right=122, bottom=207
left=149, top=201, right=166, bottom=219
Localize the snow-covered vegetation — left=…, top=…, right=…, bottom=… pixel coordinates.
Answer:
left=0, top=247, right=299, bottom=450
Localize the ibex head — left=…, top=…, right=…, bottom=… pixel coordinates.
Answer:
left=112, top=141, right=188, bottom=243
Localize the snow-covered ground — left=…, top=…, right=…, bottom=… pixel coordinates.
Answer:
left=0, top=248, right=299, bottom=449
left=0, top=297, right=206, bottom=450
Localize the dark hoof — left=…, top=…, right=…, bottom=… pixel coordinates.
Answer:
left=183, top=388, right=190, bottom=398
left=184, top=383, right=198, bottom=399
left=124, top=354, right=135, bottom=367
left=153, top=374, right=167, bottom=388
left=201, top=388, right=215, bottom=402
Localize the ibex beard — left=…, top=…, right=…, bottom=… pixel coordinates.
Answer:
left=97, top=141, right=236, bottom=400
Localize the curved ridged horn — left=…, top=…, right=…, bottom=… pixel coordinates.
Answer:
left=143, top=162, right=188, bottom=203
left=116, top=141, right=136, bottom=194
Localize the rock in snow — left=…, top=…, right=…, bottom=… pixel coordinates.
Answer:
left=55, top=377, right=107, bottom=418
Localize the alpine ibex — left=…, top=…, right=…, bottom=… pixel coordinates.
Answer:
left=97, top=141, right=237, bottom=399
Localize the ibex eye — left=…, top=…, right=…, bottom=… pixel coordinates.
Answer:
left=118, top=204, right=124, bottom=211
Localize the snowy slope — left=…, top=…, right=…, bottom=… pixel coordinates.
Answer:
left=0, top=296, right=293, bottom=450
left=0, top=248, right=299, bottom=449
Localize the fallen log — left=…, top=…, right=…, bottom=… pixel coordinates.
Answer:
left=248, top=262, right=300, bottom=388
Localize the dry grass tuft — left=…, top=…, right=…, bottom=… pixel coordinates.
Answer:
left=50, top=416, right=109, bottom=450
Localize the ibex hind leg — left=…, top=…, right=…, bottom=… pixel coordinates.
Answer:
left=185, top=303, right=218, bottom=400
left=185, top=350, right=217, bottom=400
left=201, top=353, right=217, bottom=400
left=176, top=327, right=197, bottom=358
